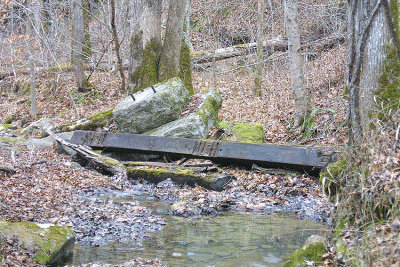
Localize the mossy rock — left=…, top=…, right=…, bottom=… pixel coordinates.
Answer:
left=113, top=77, right=190, bottom=134
left=147, top=88, right=222, bottom=138
left=57, top=109, right=113, bottom=132
left=218, top=121, right=265, bottom=144
left=0, top=220, right=75, bottom=266
left=127, top=166, right=234, bottom=191
left=284, top=235, right=327, bottom=267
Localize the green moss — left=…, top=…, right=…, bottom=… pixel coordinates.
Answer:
left=284, top=243, right=326, bottom=267
left=375, top=46, right=400, bottom=121
left=179, top=41, right=194, bottom=95
left=101, top=156, right=124, bottom=168
left=0, top=124, right=12, bottom=131
left=231, top=124, right=265, bottom=144
left=195, top=89, right=222, bottom=127
left=0, top=254, right=2, bottom=261
left=0, top=137, right=28, bottom=144
left=374, top=2, right=400, bottom=121
left=319, top=153, right=349, bottom=199
left=59, top=109, right=113, bottom=132
left=218, top=121, right=265, bottom=144
left=130, top=38, right=161, bottom=93
left=0, top=220, right=75, bottom=265
left=5, top=114, right=18, bottom=124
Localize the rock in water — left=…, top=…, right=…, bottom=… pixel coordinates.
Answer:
left=147, top=88, right=222, bottom=138
left=0, top=220, right=75, bottom=266
left=113, top=77, right=190, bottom=134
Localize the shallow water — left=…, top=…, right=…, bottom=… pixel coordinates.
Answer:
left=69, top=190, right=327, bottom=267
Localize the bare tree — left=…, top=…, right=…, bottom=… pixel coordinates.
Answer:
left=27, top=0, right=37, bottom=117
left=159, top=0, right=186, bottom=81
left=110, top=0, right=126, bottom=90
left=346, top=0, right=399, bottom=141
left=253, top=0, right=265, bottom=97
left=284, top=0, right=309, bottom=126
left=128, top=0, right=162, bottom=91
left=72, top=0, right=89, bottom=92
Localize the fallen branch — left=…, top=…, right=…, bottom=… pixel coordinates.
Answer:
left=45, top=128, right=127, bottom=178
left=0, top=165, right=16, bottom=175
left=191, top=33, right=345, bottom=64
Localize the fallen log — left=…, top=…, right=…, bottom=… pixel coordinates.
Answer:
left=71, top=130, right=336, bottom=174
left=191, top=33, right=345, bottom=64
left=122, top=161, right=219, bottom=172
left=126, top=166, right=234, bottom=191
left=191, top=37, right=287, bottom=64
left=46, top=128, right=127, bottom=178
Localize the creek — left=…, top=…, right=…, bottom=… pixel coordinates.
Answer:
left=67, top=189, right=327, bottom=266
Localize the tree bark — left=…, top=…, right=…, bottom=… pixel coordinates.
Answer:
left=284, top=0, right=309, bottom=126
left=159, top=0, right=186, bottom=81
left=346, top=0, right=391, bottom=141
left=72, top=0, right=89, bottom=92
left=110, top=0, right=126, bottom=90
left=27, top=0, right=37, bottom=117
left=253, top=0, right=265, bottom=97
left=128, top=0, right=162, bottom=91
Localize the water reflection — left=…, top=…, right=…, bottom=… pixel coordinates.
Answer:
left=71, top=212, right=326, bottom=266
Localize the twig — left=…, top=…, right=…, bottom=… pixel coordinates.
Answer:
left=28, top=160, right=47, bottom=168
left=0, top=165, right=16, bottom=175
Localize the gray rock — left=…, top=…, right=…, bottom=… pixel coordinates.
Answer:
left=24, top=132, right=76, bottom=154
left=25, top=136, right=54, bottom=148
left=21, top=118, right=51, bottom=135
left=56, top=132, right=77, bottom=156
left=147, top=88, right=222, bottom=138
left=0, top=220, right=75, bottom=266
left=113, top=77, right=190, bottom=134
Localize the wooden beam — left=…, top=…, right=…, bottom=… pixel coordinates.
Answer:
left=71, top=130, right=335, bottom=173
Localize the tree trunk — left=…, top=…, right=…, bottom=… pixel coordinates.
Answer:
left=183, top=0, right=193, bottom=51
left=128, top=0, right=162, bottom=91
left=27, top=0, right=37, bottom=117
left=110, top=0, right=126, bottom=91
left=284, top=0, right=309, bottom=126
left=253, top=0, right=265, bottom=97
left=346, top=0, right=394, bottom=141
left=159, top=0, right=186, bottom=81
left=82, top=0, right=92, bottom=61
left=72, top=0, right=89, bottom=92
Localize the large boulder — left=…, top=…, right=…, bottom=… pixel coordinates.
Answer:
left=0, top=220, right=75, bottom=266
left=113, top=77, right=190, bottom=134
left=147, top=88, right=222, bottom=139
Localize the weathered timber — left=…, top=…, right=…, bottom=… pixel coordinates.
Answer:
left=127, top=166, right=233, bottom=191
left=46, top=128, right=127, bottom=178
left=71, top=130, right=335, bottom=173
